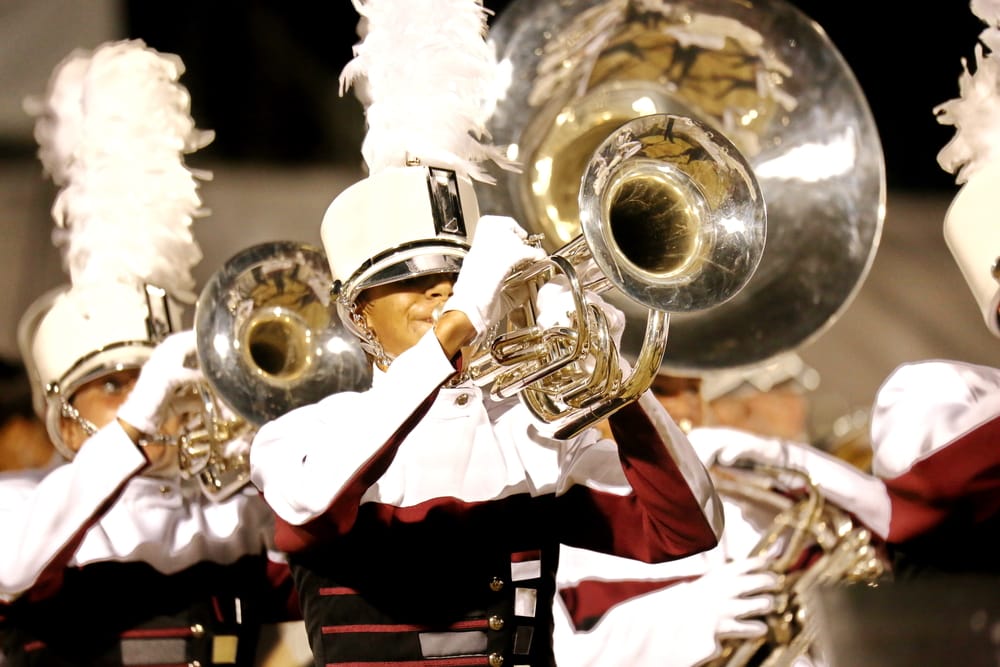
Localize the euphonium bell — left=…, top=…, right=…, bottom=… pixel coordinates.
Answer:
left=465, top=113, right=765, bottom=438
left=181, top=241, right=372, bottom=501
left=195, top=241, right=372, bottom=426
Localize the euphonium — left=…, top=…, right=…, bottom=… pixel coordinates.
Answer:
left=464, top=113, right=766, bottom=438
left=170, top=380, right=255, bottom=502
left=183, top=241, right=372, bottom=501
left=705, top=461, right=889, bottom=667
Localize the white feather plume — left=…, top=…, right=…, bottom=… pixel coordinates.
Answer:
left=26, top=39, right=213, bottom=303
left=340, top=0, right=517, bottom=183
left=935, top=1, right=1000, bottom=184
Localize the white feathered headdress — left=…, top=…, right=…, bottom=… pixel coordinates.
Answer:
left=22, top=39, right=215, bottom=453
left=934, top=0, right=1000, bottom=183
left=339, top=0, right=516, bottom=183
left=320, top=0, right=520, bottom=347
left=935, top=1, right=1000, bottom=338
left=25, top=38, right=213, bottom=304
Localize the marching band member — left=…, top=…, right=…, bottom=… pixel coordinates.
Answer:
left=0, top=358, right=55, bottom=473
left=553, top=3, right=1000, bottom=662
left=713, top=0, right=1000, bottom=581
left=554, top=332, right=999, bottom=666
left=0, top=40, right=295, bottom=666
left=552, top=371, right=814, bottom=667
left=248, top=1, right=723, bottom=665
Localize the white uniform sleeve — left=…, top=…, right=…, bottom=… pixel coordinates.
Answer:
left=250, top=331, right=458, bottom=526
left=698, top=427, right=893, bottom=540
left=0, top=421, right=146, bottom=600
left=870, top=360, right=1000, bottom=477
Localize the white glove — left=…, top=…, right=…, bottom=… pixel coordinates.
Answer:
left=690, top=556, right=780, bottom=641
left=554, top=555, right=778, bottom=667
left=117, top=330, right=204, bottom=434
left=535, top=275, right=626, bottom=349
left=702, top=427, right=789, bottom=470
left=443, top=215, right=546, bottom=335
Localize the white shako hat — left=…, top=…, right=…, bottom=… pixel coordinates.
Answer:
left=942, top=161, right=1000, bottom=336
left=320, top=0, right=516, bottom=343
left=20, top=39, right=212, bottom=457
left=935, top=5, right=1000, bottom=338
left=322, top=164, right=481, bottom=313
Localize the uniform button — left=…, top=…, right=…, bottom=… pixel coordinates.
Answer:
left=455, top=393, right=470, bottom=406
left=489, top=653, right=504, bottom=667
left=489, top=577, right=504, bottom=592
left=160, top=485, right=172, bottom=496
left=190, top=623, right=205, bottom=638
left=489, top=615, right=504, bottom=631
left=189, top=662, right=202, bottom=667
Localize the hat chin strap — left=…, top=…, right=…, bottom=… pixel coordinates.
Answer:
left=53, top=397, right=98, bottom=459
left=347, top=302, right=394, bottom=371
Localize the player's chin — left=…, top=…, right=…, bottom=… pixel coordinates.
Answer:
left=412, top=320, right=434, bottom=338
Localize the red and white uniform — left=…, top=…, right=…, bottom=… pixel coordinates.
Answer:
left=0, top=422, right=291, bottom=666
left=551, top=359, right=1000, bottom=666
left=869, top=359, right=1000, bottom=575
left=554, top=498, right=786, bottom=667
left=250, top=330, right=723, bottom=667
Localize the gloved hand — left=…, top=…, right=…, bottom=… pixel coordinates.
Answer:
left=553, top=555, right=778, bottom=667
left=690, top=556, right=780, bottom=641
left=117, top=329, right=204, bottom=435
left=443, top=215, right=546, bottom=335
left=638, top=556, right=779, bottom=666
left=535, top=275, right=626, bottom=349
left=701, top=427, right=789, bottom=470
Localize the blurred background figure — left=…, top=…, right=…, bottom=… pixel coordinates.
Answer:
left=0, top=358, right=54, bottom=473
left=0, top=39, right=302, bottom=667
left=554, top=3, right=1000, bottom=663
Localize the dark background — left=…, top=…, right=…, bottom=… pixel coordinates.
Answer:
left=122, top=0, right=985, bottom=193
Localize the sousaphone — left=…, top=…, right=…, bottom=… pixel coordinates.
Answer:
left=479, top=0, right=885, bottom=375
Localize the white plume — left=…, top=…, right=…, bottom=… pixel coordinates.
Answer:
left=26, top=39, right=213, bottom=303
left=339, top=0, right=517, bottom=183
left=935, top=1, right=1000, bottom=183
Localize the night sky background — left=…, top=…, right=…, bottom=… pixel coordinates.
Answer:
left=121, top=1, right=986, bottom=194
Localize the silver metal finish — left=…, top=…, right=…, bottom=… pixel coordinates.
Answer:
left=480, top=0, right=886, bottom=374
left=195, top=241, right=372, bottom=426
left=465, top=113, right=764, bottom=438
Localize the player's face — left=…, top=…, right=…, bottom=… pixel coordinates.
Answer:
left=60, top=368, right=139, bottom=452
left=360, top=274, right=457, bottom=361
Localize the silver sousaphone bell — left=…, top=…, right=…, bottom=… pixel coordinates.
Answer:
left=480, top=0, right=886, bottom=376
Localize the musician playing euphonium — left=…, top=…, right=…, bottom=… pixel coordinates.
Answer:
left=714, top=0, right=1000, bottom=584
left=247, top=2, right=723, bottom=666
left=551, top=4, right=1000, bottom=663
left=0, top=40, right=296, bottom=666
